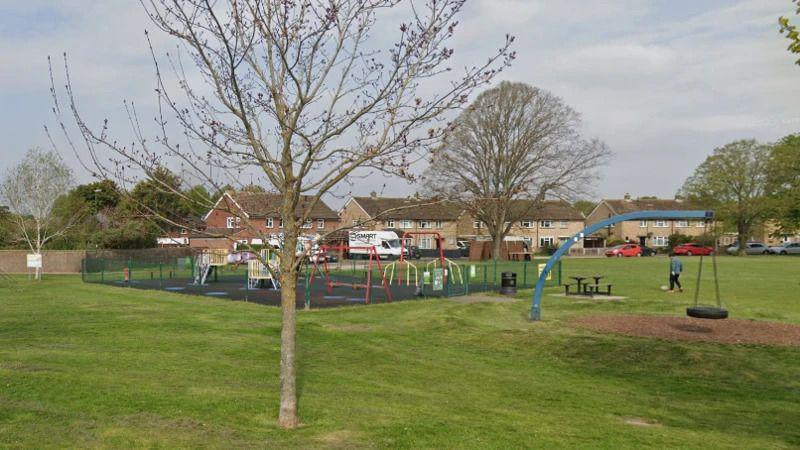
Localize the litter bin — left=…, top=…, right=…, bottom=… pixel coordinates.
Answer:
left=500, top=272, right=516, bottom=295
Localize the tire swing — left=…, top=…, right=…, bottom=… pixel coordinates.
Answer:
left=686, top=242, right=728, bottom=320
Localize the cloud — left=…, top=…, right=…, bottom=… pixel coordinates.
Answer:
left=1, top=0, right=799, bottom=206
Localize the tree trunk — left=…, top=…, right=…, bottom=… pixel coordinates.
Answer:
left=737, top=222, right=748, bottom=256
left=492, top=233, right=504, bottom=261
left=278, top=225, right=300, bottom=429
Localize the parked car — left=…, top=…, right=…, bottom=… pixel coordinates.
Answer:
left=640, top=246, right=658, bottom=256
left=605, top=243, right=642, bottom=257
left=406, top=245, right=422, bottom=260
left=672, top=243, right=714, bottom=256
left=767, top=242, right=800, bottom=255
left=726, top=242, right=770, bottom=255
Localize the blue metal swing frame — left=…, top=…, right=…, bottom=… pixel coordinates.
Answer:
left=530, top=209, right=714, bottom=321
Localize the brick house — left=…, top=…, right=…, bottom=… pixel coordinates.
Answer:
left=339, top=196, right=464, bottom=250
left=191, top=191, right=340, bottom=250
left=585, top=195, right=711, bottom=249
left=458, top=200, right=586, bottom=250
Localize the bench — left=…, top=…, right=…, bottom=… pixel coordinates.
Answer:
left=583, top=283, right=613, bottom=296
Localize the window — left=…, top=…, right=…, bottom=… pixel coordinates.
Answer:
left=386, top=219, right=395, bottom=228
left=540, top=236, right=555, bottom=247
left=420, top=237, right=433, bottom=249
left=266, top=218, right=274, bottom=228
left=559, top=221, right=568, bottom=229
left=180, top=228, right=188, bottom=235
left=652, top=236, right=668, bottom=247
left=696, top=220, right=706, bottom=228
left=473, top=220, right=482, bottom=229
left=301, top=220, right=313, bottom=229
left=418, top=220, right=430, bottom=229
left=639, top=220, right=647, bottom=227
left=521, top=220, right=533, bottom=229
left=317, top=219, right=325, bottom=229
left=540, top=220, right=553, bottom=229
left=676, top=220, right=689, bottom=228
left=435, top=220, right=443, bottom=229
left=401, top=219, right=412, bottom=229
left=226, top=217, right=235, bottom=229
left=279, top=219, right=284, bottom=228
left=654, top=220, right=667, bottom=228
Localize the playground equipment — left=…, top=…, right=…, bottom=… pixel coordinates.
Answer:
left=194, top=249, right=228, bottom=285
left=530, top=210, right=716, bottom=321
left=425, top=258, right=463, bottom=285
left=384, top=259, right=419, bottom=286
left=686, top=251, right=728, bottom=320
left=400, top=231, right=447, bottom=282
left=310, top=245, right=392, bottom=304
left=248, top=248, right=281, bottom=289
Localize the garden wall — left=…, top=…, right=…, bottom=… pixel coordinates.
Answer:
left=0, top=248, right=197, bottom=274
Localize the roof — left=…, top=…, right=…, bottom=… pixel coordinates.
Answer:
left=602, top=198, right=697, bottom=215
left=210, top=191, right=339, bottom=220
left=350, top=196, right=463, bottom=220
left=509, top=199, right=585, bottom=220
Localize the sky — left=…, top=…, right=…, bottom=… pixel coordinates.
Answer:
left=1, top=0, right=799, bottom=208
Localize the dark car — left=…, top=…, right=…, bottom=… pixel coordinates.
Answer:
left=640, top=246, right=658, bottom=256
left=406, top=245, right=422, bottom=260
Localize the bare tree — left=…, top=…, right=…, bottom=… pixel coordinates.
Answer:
left=51, top=0, right=513, bottom=428
left=0, top=148, right=78, bottom=279
left=424, top=81, right=609, bottom=258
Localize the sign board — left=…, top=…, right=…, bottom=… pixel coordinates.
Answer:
left=432, top=268, right=444, bottom=291
left=537, top=263, right=552, bottom=281
left=26, top=254, right=42, bottom=269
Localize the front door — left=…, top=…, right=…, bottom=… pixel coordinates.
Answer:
left=638, top=236, right=646, bottom=246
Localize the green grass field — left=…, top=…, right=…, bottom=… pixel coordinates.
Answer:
left=1, top=256, right=799, bottom=448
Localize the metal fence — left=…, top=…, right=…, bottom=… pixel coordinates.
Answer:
left=82, top=255, right=562, bottom=306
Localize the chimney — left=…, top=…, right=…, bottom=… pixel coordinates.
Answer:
left=623, top=193, right=632, bottom=202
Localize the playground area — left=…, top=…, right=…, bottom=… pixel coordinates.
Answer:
left=81, top=249, right=562, bottom=307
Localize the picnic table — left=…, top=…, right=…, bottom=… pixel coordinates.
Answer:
left=564, top=275, right=614, bottom=297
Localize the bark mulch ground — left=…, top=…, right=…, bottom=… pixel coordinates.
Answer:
left=572, top=314, right=800, bottom=347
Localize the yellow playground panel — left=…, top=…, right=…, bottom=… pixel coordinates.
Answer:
left=199, top=249, right=229, bottom=266
left=248, top=249, right=281, bottom=281
left=384, top=260, right=419, bottom=286
left=425, top=258, right=463, bottom=285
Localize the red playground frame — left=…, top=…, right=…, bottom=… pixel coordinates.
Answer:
left=309, top=245, right=392, bottom=304
left=400, top=231, right=446, bottom=286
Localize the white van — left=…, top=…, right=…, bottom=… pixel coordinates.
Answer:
left=348, top=230, right=406, bottom=260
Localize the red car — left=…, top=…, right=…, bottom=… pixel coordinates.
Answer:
left=605, top=244, right=642, bottom=257
left=672, top=243, right=714, bottom=256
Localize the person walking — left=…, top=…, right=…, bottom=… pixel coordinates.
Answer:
left=669, top=254, right=683, bottom=293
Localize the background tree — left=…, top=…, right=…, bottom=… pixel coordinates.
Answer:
left=424, top=81, right=609, bottom=258
left=0, top=205, right=12, bottom=248
left=766, top=134, right=800, bottom=236
left=679, top=139, right=771, bottom=255
left=780, top=0, right=800, bottom=65
left=54, top=0, right=513, bottom=428
left=572, top=199, right=597, bottom=217
left=73, top=180, right=121, bottom=214
left=0, top=148, right=79, bottom=278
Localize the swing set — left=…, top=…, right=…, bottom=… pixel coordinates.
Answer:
left=308, top=244, right=392, bottom=304
left=685, top=225, right=728, bottom=319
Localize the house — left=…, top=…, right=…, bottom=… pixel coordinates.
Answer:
left=339, top=196, right=464, bottom=250
left=585, top=194, right=710, bottom=248
left=191, top=191, right=341, bottom=250
left=458, top=199, right=586, bottom=249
